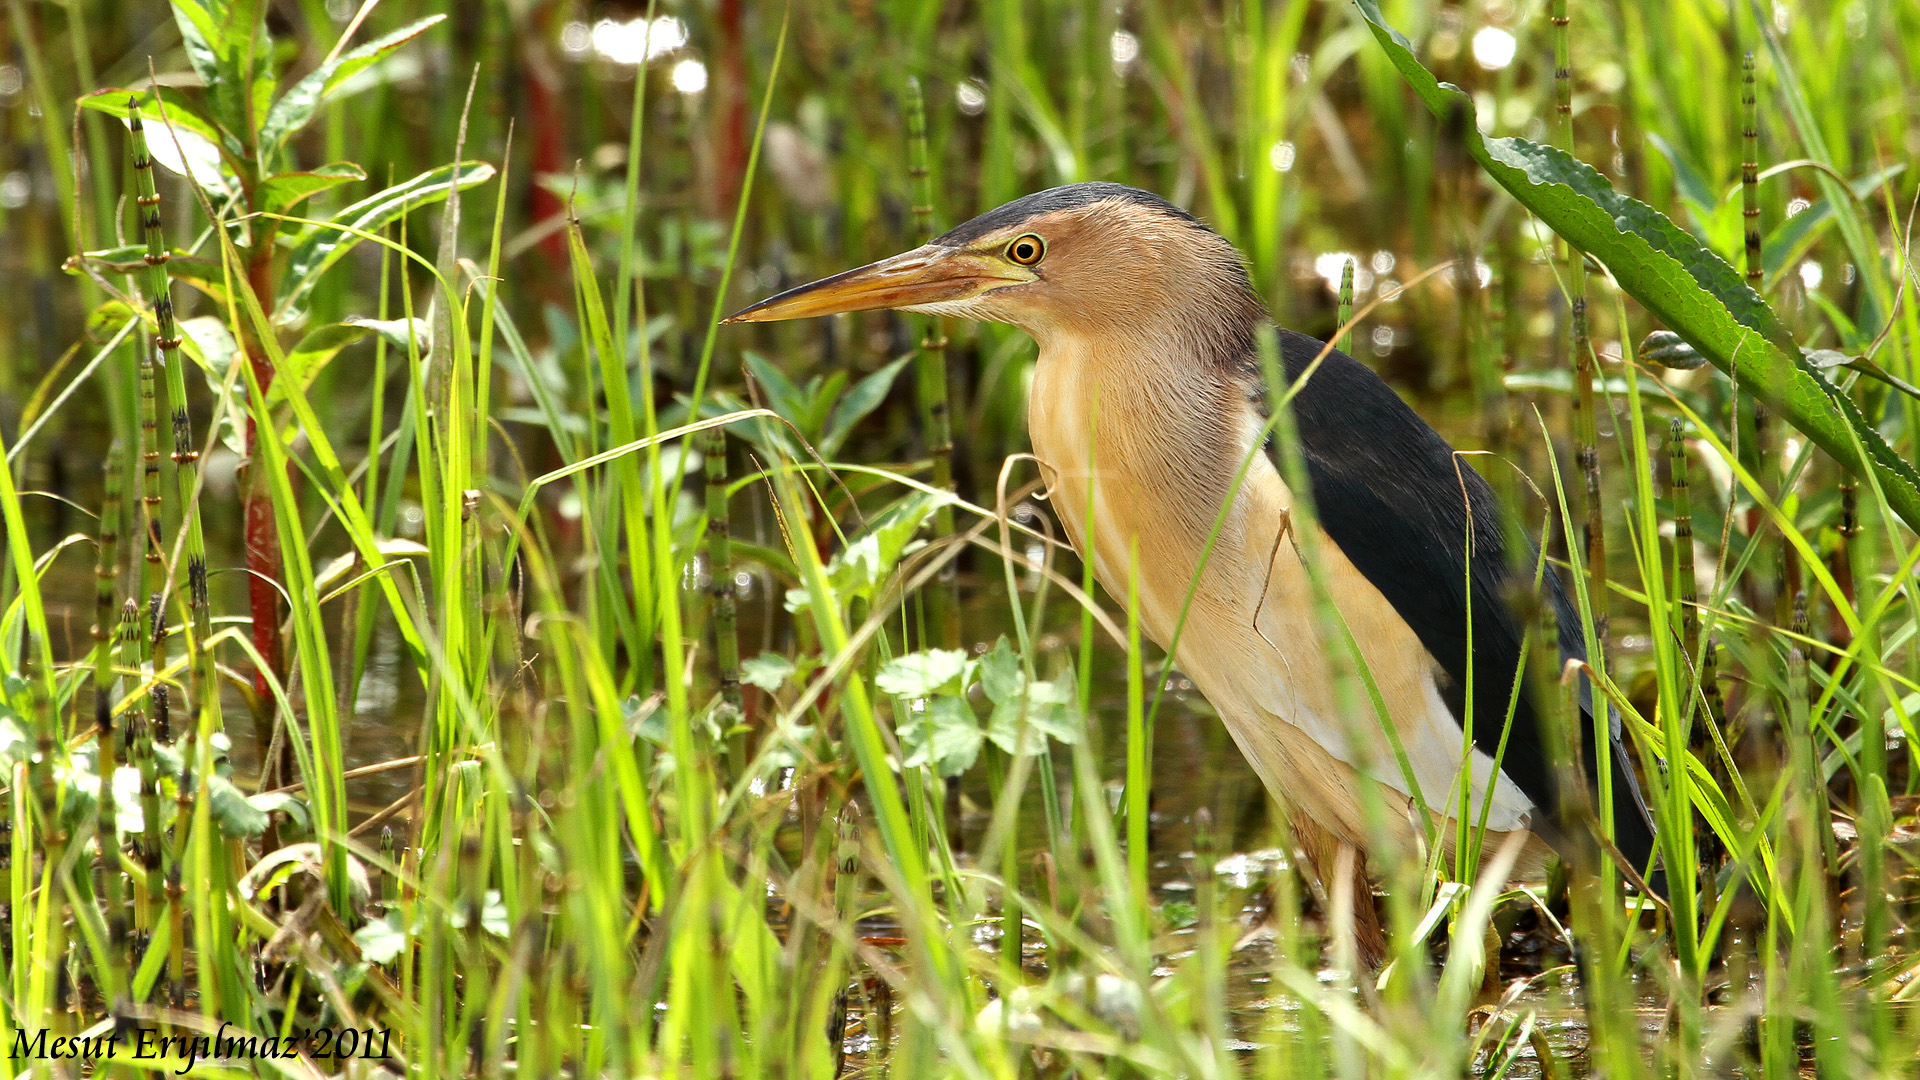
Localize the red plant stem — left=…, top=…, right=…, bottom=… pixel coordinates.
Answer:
left=524, top=49, right=569, bottom=268
left=244, top=248, right=284, bottom=700
left=715, top=0, right=749, bottom=215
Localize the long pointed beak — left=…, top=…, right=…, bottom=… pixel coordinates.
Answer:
left=723, top=245, right=1030, bottom=323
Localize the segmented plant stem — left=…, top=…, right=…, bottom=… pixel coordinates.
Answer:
left=705, top=427, right=741, bottom=762
left=1668, top=422, right=1724, bottom=888
left=123, top=597, right=159, bottom=932
left=1337, top=257, right=1355, bottom=355
left=27, top=669, right=71, bottom=1043
left=92, top=448, right=131, bottom=1001
left=1741, top=53, right=1761, bottom=291
left=907, top=76, right=959, bottom=649
left=1832, top=476, right=1858, bottom=614
left=1553, top=0, right=1608, bottom=653
left=827, top=802, right=860, bottom=1076
left=136, top=335, right=163, bottom=668
left=129, top=102, right=212, bottom=705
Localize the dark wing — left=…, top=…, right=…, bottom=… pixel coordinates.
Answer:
left=1265, top=329, right=1658, bottom=882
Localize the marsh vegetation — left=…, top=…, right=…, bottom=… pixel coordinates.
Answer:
left=1, top=0, right=1917, bottom=1075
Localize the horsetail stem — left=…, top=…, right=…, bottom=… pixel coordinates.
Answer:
left=1668, top=421, right=1724, bottom=888
left=137, top=340, right=163, bottom=618
left=92, top=449, right=132, bottom=1003
left=121, top=597, right=159, bottom=931
left=828, top=802, right=861, bottom=1076
left=704, top=426, right=742, bottom=770
left=1337, top=257, right=1355, bottom=355
left=1741, top=53, right=1761, bottom=290
left=149, top=592, right=169, bottom=745
left=27, top=669, right=71, bottom=1042
left=1833, top=476, right=1859, bottom=614
left=129, top=102, right=213, bottom=706
left=94, top=447, right=122, bottom=730
left=1735, top=51, right=1797, bottom=630
left=907, top=76, right=959, bottom=650
left=1553, top=0, right=1608, bottom=653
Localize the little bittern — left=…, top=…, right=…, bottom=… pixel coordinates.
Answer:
left=728, top=182, right=1658, bottom=957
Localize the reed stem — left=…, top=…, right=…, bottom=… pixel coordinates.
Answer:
left=907, top=76, right=959, bottom=650
left=705, top=427, right=742, bottom=771
left=91, top=448, right=131, bottom=1006
left=1553, top=0, right=1608, bottom=656
left=1668, top=421, right=1725, bottom=897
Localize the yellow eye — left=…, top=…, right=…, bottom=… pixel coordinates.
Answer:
left=1005, top=234, right=1046, bottom=266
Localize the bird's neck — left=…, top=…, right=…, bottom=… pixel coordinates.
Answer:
left=1026, top=314, right=1272, bottom=633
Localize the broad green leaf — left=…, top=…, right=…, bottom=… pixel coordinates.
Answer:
left=78, top=88, right=232, bottom=156
left=898, top=697, right=983, bottom=778
left=259, top=16, right=446, bottom=153
left=209, top=773, right=269, bottom=837
left=821, top=354, right=913, bottom=458
left=258, top=162, right=366, bottom=218
left=1355, top=1, right=1920, bottom=531
left=277, top=161, right=496, bottom=320
left=83, top=92, right=238, bottom=194
left=741, top=652, right=795, bottom=693
left=875, top=649, right=971, bottom=698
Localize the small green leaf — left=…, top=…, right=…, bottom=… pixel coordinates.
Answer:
left=876, top=649, right=971, bottom=698
left=0, top=713, right=26, bottom=768
left=1638, top=330, right=1706, bottom=371
left=742, top=351, right=809, bottom=449
left=354, top=909, right=410, bottom=964
left=285, top=322, right=371, bottom=384
left=179, top=314, right=240, bottom=377
left=742, top=652, right=795, bottom=693
left=277, top=161, right=496, bottom=321
left=979, top=636, right=1024, bottom=706
left=258, top=162, right=367, bottom=218
left=260, top=16, right=446, bottom=153
left=986, top=676, right=1080, bottom=753
left=898, top=696, right=983, bottom=778
left=345, top=316, right=433, bottom=355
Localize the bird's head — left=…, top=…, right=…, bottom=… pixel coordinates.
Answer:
left=725, top=182, right=1263, bottom=354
